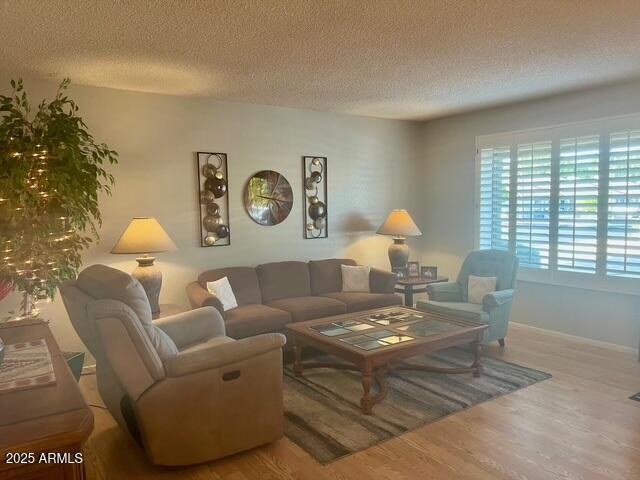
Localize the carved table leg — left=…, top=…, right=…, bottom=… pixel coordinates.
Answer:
left=360, top=365, right=390, bottom=415
left=373, top=367, right=389, bottom=404
left=360, top=367, right=374, bottom=414
left=293, top=343, right=304, bottom=377
left=471, top=340, right=483, bottom=377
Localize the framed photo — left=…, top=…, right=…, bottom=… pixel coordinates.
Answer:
left=421, top=266, right=438, bottom=280
left=406, top=261, right=420, bottom=278
left=392, top=267, right=408, bottom=279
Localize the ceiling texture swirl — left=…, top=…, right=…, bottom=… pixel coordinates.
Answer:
left=1, top=0, right=640, bottom=119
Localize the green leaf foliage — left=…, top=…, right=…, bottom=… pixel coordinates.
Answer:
left=0, top=79, right=118, bottom=307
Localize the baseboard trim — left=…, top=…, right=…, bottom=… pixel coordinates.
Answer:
left=511, top=322, right=637, bottom=355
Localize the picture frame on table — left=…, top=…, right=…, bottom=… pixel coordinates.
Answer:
left=392, top=267, right=408, bottom=279
left=406, top=261, right=420, bottom=278
left=421, top=266, right=438, bottom=280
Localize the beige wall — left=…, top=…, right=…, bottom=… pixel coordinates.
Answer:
left=0, top=77, right=422, bottom=354
left=3, top=75, right=640, bottom=353
left=418, top=78, right=640, bottom=349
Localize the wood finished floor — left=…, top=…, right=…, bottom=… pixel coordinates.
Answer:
left=80, top=323, right=640, bottom=480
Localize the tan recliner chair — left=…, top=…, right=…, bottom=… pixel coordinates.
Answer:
left=59, top=264, right=286, bottom=466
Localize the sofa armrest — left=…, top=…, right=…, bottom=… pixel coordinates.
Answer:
left=425, top=281, right=463, bottom=302
left=164, top=333, right=286, bottom=377
left=370, top=268, right=396, bottom=294
left=186, top=281, right=225, bottom=317
left=154, top=307, right=225, bottom=349
left=483, top=289, right=514, bottom=308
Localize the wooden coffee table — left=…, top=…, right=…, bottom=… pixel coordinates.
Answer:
left=286, top=306, right=488, bottom=414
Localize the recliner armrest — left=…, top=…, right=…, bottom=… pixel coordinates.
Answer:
left=186, top=281, right=225, bottom=317
left=370, top=268, right=396, bottom=294
left=154, top=307, right=226, bottom=349
left=482, top=289, right=514, bottom=308
left=426, top=281, right=463, bottom=302
left=164, top=333, right=287, bottom=377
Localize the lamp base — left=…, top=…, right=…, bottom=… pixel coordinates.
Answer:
left=388, top=238, right=410, bottom=269
left=132, top=256, right=162, bottom=314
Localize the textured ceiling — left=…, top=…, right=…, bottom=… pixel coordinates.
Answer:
left=1, top=0, right=640, bottom=120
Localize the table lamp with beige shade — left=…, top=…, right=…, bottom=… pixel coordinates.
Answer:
left=376, top=209, right=422, bottom=269
left=111, top=217, right=177, bottom=313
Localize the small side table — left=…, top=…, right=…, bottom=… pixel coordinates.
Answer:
left=152, top=303, right=189, bottom=320
left=395, top=276, right=448, bottom=307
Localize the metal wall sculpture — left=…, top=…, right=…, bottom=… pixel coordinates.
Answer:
left=302, top=156, right=328, bottom=239
left=244, top=170, right=293, bottom=226
left=196, top=152, right=230, bottom=247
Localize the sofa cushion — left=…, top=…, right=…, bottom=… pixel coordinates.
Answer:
left=257, top=261, right=311, bottom=302
left=265, top=296, right=346, bottom=322
left=468, top=275, right=496, bottom=304
left=417, top=300, right=489, bottom=324
left=341, top=264, right=371, bottom=292
left=308, top=258, right=356, bottom=295
left=198, top=267, right=262, bottom=306
left=224, top=304, right=292, bottom=339
left=206, top=277, right=238, bottom=311
left=321, top=292, right=402, bottom=313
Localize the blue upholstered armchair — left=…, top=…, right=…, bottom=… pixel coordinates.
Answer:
left=416, top=249, right=518, bottom=346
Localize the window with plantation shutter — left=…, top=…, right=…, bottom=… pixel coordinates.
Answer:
left=515, top=142, right=551, bottom=269
left=607, top=130, right=640, bottom=278
left=476, top=114, right=640, bottom=294
left=479, top=147, right=510, bottom=250
left=557, top=135, right=599, bottom=273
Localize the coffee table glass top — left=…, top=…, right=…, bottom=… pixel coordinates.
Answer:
left=310, top=319, right=375, bottom=336
left=303, top=306, right=471, bottom=352
left=365, top=310, right=425, bottom=325
left=397, top=320, right=461, bottom=337
left=340, top=330, right=415, bottom=350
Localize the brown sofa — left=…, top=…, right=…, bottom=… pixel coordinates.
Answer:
left=186, top=258, right=402, bottom=338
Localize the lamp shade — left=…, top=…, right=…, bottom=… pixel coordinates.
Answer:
left=111, top=217, right=177, bottom=254
left=376, top=209, right=422, bottom=237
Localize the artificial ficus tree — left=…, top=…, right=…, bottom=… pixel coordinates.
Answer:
left=0, top=79, right=118, bottom=318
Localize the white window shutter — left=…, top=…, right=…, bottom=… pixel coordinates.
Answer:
left=557, top=135, right=600, bottom=273
left=477, top=114, right=640, bottom=292
left=515, top=142, right=551, bottom=269
left=607, top=130, right=640, bottom=278
left=479, top=147, right=510, bottom=250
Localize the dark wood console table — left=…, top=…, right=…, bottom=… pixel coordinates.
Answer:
left=0, top=319, right=93, bottom=480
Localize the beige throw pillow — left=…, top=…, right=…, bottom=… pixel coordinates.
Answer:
left=341, top=265, right=371, bottom=292
left=206, top=276, right=238, bottom=311
left=468, top=275, right=497, bottom=304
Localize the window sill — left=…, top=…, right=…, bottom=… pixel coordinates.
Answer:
left=517, top=268, right=640, bottom=297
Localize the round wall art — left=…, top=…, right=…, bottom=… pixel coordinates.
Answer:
left=244, top=170, right=293, bottom=226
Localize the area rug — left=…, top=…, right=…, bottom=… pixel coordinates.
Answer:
left=283, top=347, right=551, bottom=464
